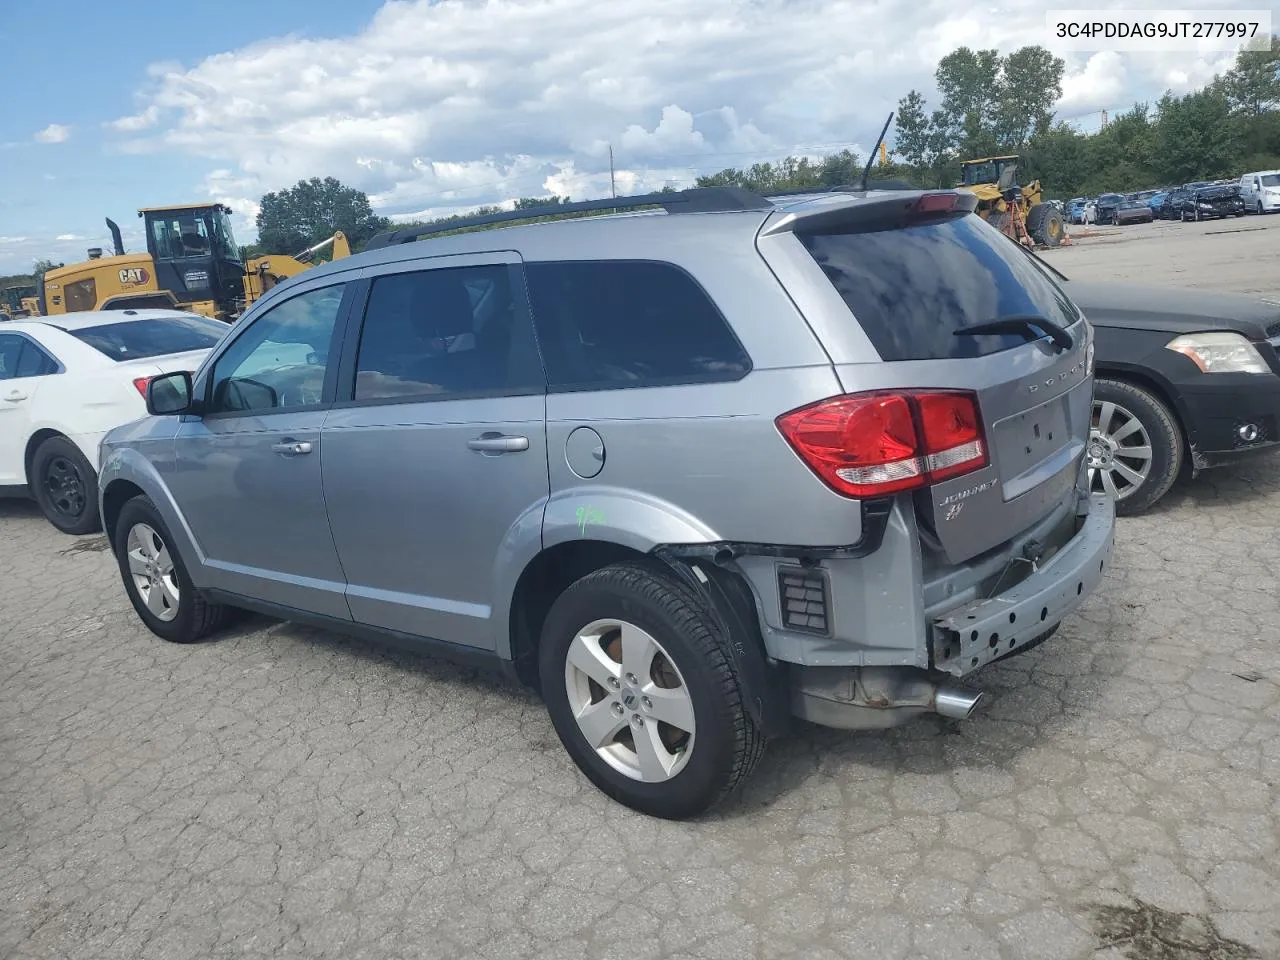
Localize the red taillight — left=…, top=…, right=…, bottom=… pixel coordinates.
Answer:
left=912, top=192, right=960, bottom=214
left=915, top=391, right=986, bottom=482
left=132, top=377, right=151, bottom=398
left=776, top=390, right=988, bottom=498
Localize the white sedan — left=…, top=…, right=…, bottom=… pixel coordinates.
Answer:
left=0, top=309, right=227, bottom=533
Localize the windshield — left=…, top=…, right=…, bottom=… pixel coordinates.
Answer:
left=962, top=161, right=1000, bottom=185
left=1200, top=186, right=1238, bottom=199
left=212, top=208, right=241, bottom=262
left=69, top=315, right=227, bottom=361
left=1261, top=174, right=1280, bottom=187
left=149, top=212, right=213, bottom=260
left=799, top=212, right=1079, bottom=362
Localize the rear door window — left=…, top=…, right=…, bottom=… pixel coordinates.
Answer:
left=524, top=260, right=751, bottom=389
left=69, top=315, right=227, bottom=361
left=798, top=213, right=1080, bottom=362
left=352, top=264, right=543, bottom=401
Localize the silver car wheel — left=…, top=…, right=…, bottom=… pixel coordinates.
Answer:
left=126, top=522, right=181, bottom=622
left=1088, top=400, right=1154, bottom=501
left=564, top=617, right=696, bottom=783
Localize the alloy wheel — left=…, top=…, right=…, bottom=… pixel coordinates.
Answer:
left=563, top=618, right=696, bottom=783
left=1088, top=400, right=1154, bottom=501
left=126, top=522, right=181, bottom=622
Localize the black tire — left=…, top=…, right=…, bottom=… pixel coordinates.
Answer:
left=30, top=436, right=101, bottom=535
left=538, top=561, right=766, bottom=819
left=1091, top=379, right=1183, bottom=516
left=113, top=495, right=231, bottom=643
left=1026, top=203, right=1064, bottom=247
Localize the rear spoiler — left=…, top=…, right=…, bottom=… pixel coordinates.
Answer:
left=760, top=190, right=978, bottom=237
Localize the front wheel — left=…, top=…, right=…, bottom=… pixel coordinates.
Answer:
left=113, top=495, right=232, bottom=643
left=1089, top=380, right=1183, bottom=515
left=30, top=436, right=101, bottom=535
left=539, top=562, right=765, bottom=819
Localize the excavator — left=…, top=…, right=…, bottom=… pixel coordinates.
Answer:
left=956, top=156, right=1064, bottom=248
left=32, top=203, right=349, bottom=321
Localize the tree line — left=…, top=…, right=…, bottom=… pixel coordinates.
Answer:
left=699, top=38, right=1279, bottom=200
left=10, top=36, right=1277, bottom=284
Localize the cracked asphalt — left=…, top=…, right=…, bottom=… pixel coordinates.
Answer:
left=4, top=217, right=1280, bottom=960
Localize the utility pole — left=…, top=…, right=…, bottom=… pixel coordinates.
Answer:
left=609, top=145, right=617, bottom=198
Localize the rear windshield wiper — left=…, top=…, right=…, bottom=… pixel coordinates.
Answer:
left=955, top=315, right=1074, bottom=351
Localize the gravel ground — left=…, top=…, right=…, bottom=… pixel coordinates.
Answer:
left=3, top=214, right=1280, bottom=960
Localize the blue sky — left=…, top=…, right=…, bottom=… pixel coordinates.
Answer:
left=2, top=0, right=383, bottom=272
left=1, top=0, right=1267, bottom=275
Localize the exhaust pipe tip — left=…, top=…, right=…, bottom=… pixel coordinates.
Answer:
left=934, top=685, right=984, bottom=720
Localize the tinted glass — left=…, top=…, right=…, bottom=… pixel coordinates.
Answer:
left=354, top=264, right=543, bottom=400
left=0, top=335, right=23, bottom=380
left=150, top=213, right=211, bottom=260
left=15, top=340, right=57, bottom=377
left=209, top=284, right=346, bottom=412
left=1262, top=174, right=1280, bottom=187
left=524, top=260, right=750, bottom=389
left=0, top=335, right=58, bottom=380
left=799, top=212, right=1080, bottom=362
left=70, top=315, right=227, bottom=361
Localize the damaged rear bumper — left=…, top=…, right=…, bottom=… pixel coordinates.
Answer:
left=930, top=492, right=1114, bottom=677
left=790, top=492, right=1115, bottom=729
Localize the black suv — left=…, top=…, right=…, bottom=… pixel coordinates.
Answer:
left=1095, top=193, right=1124, bottom=224
left=1180, top=183, right=1246, bottom=221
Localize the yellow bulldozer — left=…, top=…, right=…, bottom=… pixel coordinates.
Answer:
left=32, top=203, right=350, bottom=321
left=956, top=156, right=1064, bottom=248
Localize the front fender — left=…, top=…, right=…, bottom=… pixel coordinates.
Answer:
left=98, top=447, right=207, bottom=586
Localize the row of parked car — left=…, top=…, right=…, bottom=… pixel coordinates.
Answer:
left=1067, top=169, right=1280, bottom=226
left=4, top=184, right=1280, bottom=819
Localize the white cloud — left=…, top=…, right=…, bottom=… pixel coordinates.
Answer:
left=107, top=105, right=160, bottom=131
left=93, top=0, right=1267, bottom=223
left=34, top=124, right=70, bottom=144
left=55, top=234, right=83, bottom=241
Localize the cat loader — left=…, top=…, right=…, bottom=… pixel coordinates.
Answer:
left=957, top=156, right=1064, bottom=248
left=34, top=205, right=349, bottom=321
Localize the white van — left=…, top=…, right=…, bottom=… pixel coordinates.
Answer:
left=1239, top=170, right=1280, bottom=213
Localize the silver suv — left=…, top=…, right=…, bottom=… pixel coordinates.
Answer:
left=99, top=186, right=1115, bottom=819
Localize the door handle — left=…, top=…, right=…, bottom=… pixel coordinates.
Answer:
left=467, top=433, right=529, bottom=453
left=4, top=390, right=27, bottom=402
left=271, top=440, right=313, bottom=456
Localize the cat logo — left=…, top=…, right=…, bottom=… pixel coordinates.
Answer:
left=118, top=267, right=150, bottom=286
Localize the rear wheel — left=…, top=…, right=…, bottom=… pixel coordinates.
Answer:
left=1089, top=380, right=1183, bottom=515
left=1026, top=203, right=1064, bottom=247
left=113, top=495, right=231, bottom=643
left=30, top=436, right=100, bottom=535
left=539, top=562, right=765, bottom=819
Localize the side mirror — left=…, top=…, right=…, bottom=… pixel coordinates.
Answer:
left=147, top=370, right=194, bottom=416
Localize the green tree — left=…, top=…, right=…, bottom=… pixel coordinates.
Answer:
left=255, top=177, right=391, bottom=254
left=1025, top=123, right=1091, bottom=197
left=993, top=46, right=1066, bottom=149
left=935, top=47, right=1002, bottom=157
left=894, top=90, right=931, bottom=166
left=1153, top=87, right=1238, bottom=183
left=32, top=259, right=62, bottom=276
left=1218, top=35, right=1280, bottom=116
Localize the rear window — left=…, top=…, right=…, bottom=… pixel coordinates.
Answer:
left=69, top=315, right=227, bottom=361
left=799, top=213, right=1080, bottom=362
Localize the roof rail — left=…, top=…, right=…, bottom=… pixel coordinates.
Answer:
left=364, top=186, right=772, bottom=250
left=763, top=180, right=921, bottom=199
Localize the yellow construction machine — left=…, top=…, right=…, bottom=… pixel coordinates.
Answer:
left=33, top=204, right=349, bottom=321
left=956, top=156, right=1064, bottom=248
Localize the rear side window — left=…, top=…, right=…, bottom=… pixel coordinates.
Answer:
left=1262, top=174, right=1280, bottom=187
left=524, top=260, right=750, bottom=390
left=353, top=264, right=544, bottom=401
left=69, top=315, right=227, bottom=361
left=799, top=213, right=1080, bottom=362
